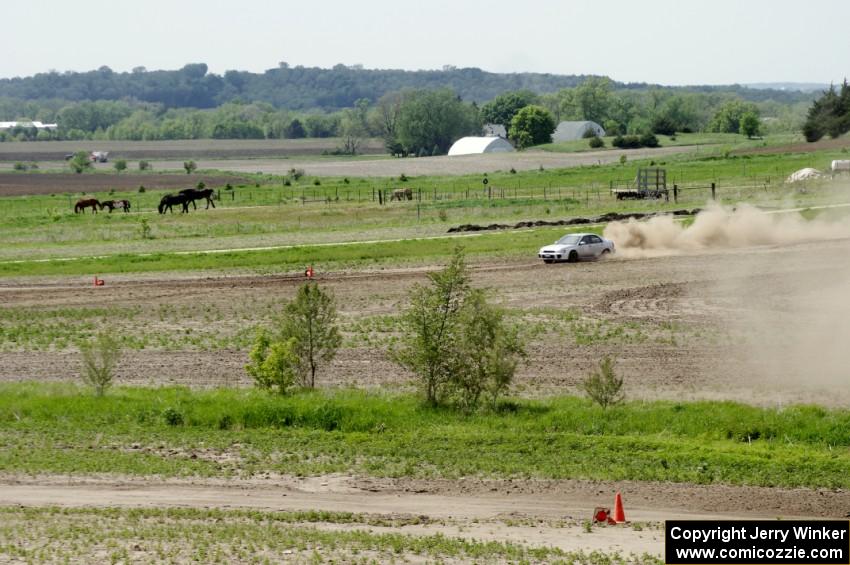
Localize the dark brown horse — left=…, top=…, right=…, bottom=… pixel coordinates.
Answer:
left=74, top=198, right=100, bottom=214
left=179, top=188, right=216, bottom=210
left=99, top=199, right=131, bottom=213
left=158, top=193, right=191, bottom=214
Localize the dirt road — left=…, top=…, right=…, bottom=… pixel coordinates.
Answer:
left=3, top=474, right=847, bottom=556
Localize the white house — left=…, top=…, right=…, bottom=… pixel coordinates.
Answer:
left=448, top=136, right=515, bottom=156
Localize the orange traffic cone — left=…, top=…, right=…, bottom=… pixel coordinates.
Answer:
left=613, top=492, right=626, bottom=523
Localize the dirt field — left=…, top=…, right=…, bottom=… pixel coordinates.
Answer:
left=145, top=144, right=697, bottom=177
left=0, top=172, right=248, bottom=196
left=2, top=236, right=849, bottom=405
left=4, top=236, right=850, bottom=560
left=735, top=134, right=850, bottom=156
left=0, top=138, right=385, bottom=161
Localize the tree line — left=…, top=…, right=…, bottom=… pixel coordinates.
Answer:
left=0, top=62, right=814, bottom=111
left=0, top=83, right=804, bottom=153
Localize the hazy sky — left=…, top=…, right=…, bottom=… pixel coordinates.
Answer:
left=4, top=0, right=849, bottom=85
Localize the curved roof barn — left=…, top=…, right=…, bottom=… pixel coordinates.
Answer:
left=448, top=136, right=515, bottom=156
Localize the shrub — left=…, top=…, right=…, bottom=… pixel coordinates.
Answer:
left=246, top=331, right=299, bottom=394
left=79, top=331, right=122, bottom=397
left=28, top=162, right=38, bottom=170
left=399, top=173, right=408, bottom=182
left=449, top=291, right=524, bottom=411
left=639, top=133, right=660, bottom=148
left=138, top=218, right=152, bottom=240
left=138, top=160, right=151, bottom=171
left=113, top=159, right=127, bottom=172
left=138, top=185, right=146, bottom=193
left=162, top=407, right=184, bottom=426
left=581, top=357, right=624, bottom=408
left=288, top=168, right=304, bottom=180
left=183, top=160, right=197, bottom=174
left=68, top=151, right=92, bottom=174
left=588, top=136, right=604, bottom=148
left=13, top=162, right=26, bottom=171
left=313, top=178, right=321, bottom=186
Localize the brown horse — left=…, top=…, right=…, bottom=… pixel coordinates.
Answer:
left=99, top=199, right=131, bottom=213
left=391, top=187, right=413, bottom=201
left=74, top=198, right=100, bottom=214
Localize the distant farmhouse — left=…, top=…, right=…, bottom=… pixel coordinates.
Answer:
left=552, top=120, right=605, bottom=142
left=0, top=121, right=58, bottom=131
left=448, top=136, right=515, bottom=156
left=482, top=124, right=507, bottom=138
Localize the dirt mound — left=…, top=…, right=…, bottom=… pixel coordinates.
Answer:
left=447, top=209, right=699, bottom=233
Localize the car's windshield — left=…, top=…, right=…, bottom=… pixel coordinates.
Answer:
left=555, top=234, right=581, bottom=245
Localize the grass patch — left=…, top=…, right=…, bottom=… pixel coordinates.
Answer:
left=2, top=383, right=850, bottom=488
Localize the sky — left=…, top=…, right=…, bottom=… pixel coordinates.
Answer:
left=3, top=0, right=849, bottom=86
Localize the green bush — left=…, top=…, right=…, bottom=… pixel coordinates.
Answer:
left=162, top=407, right=184, bottom=426
left=581, top=357, right=624, bottom=409
left=588, top=136, right=604, bottom=148
left=79, top=332, right=122, bottom=397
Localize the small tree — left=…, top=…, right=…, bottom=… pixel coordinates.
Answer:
left=113, top=159, right=127, bottom=173
left=79, top=332, right=122, bottom=396
left=281, top=282, right=342, bottom=388
left=69, top=151, right=92, bottom=174
left=581, top=356, right=624, bottom=408
left=449, top=290, right=524, bottom=411
left=394, top=247, right=469, bottom=405
left=183, top=160, right=197, bottom=174
left=138, top=160, right=151, bottom=171
left=246, top=331, right=299, bottom=394
left=740, top=112, right=761, bottom=139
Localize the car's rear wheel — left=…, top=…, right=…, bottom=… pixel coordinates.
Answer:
left=600, top=249, right=611, bottom=258
left=568, top=250, right=578, bottom=263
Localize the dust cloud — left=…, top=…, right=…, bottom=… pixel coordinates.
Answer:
left=603, top=203, right=850, bottom=258
left=606, top=203, right=850, bottom=402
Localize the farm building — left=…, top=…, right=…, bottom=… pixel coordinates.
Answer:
left=552, top=120, right=605, bottom=142
left=0, top=121, right=58, bottom=131
left=482, top=124, right=507, bottom=138
left=448, top=136, right=515, bottom=156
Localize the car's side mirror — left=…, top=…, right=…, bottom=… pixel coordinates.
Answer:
left=579, top=241, right=586, bottom=245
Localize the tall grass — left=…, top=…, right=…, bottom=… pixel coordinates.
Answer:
left=2, top=383, right=849, bottom=487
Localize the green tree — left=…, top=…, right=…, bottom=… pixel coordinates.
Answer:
left=183, top=160, right=197, bottom=174
left=480, top=90, right=539, bottom=136
left=246, top=331, right=299, bottom=394
left=278, top=282, right=341, bottom=388
left=574, top=77, right=613, bottom=124
left=707, top=100, right=759, bottom=133
left=394, top=247, right=470, bottom=405
left=113, top=158, right=127, bottom=173
left=68, top=151, right=92, bottom=174
left=338, top=98, right=370, bottom=154
left=508, top=105, right=556, bottom=149
left=395, top=89, right=480, bottom=156
left=740, top=111, right=761, bottom=138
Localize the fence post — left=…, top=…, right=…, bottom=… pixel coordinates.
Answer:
left=673, top=184, right=678, bottom=203
left=378, top=189, right=383, bottom=205
left=711, top=182, right=716, bottom=200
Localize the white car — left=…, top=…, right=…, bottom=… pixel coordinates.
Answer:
left=538, top=233, right=615, bottom=263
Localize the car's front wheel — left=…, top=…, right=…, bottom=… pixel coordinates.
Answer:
left=568, top=250, right=578, bottom=263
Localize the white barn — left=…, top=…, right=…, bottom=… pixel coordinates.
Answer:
left=552, top=120, right=605, bottom=142
left=448, top=136, right=515, bottom=156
